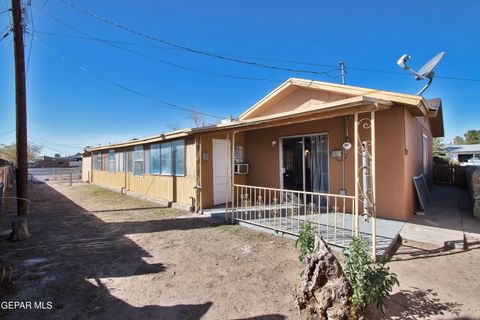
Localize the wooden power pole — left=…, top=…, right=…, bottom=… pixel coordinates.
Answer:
left=9, top=0, right=30, bottom=241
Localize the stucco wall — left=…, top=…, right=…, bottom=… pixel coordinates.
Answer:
left=243, top=107, right=410, bottom=221
left=199, top=132, right=246, bottom=208
left=403, top=108, right=433, bottom=219
left=246, top=88, right=349, bottom=119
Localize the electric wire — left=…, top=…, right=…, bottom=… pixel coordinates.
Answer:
left=58, top=0, right=340, bottom=78
left=0, top=129, right=16, bottom=140
left=29, top=134, right=84, bottom=149
left=34, top=36, right=227, bottom=120
left=59, top=0, right=480, bottom=83
left=34, top=6, right=284, bottom=83
left=25, top=0, right=34, bottom=75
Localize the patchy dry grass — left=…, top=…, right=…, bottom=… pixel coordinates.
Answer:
left=214, top=224, right=275, bottom=242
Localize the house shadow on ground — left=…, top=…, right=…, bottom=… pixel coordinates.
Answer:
left=0, top=183, right=226, bottom=319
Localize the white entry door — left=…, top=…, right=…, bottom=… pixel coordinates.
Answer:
left=212, top=139, right=231, bottom=205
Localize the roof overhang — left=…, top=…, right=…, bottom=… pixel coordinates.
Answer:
left=86, top=95, right=393, bottom=152
left=86, top=78, right=445, bottom=152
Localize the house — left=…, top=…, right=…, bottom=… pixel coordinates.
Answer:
left=32, top=155, right=82, bottom=168
left=445, top=144, right=480, bottom=164
left=82, top=78, right=444, bottom=224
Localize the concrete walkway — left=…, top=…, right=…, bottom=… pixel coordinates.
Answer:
left=400, top=186, right=480, bottom=248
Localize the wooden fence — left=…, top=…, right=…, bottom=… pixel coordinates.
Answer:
left=0, top=166, right=11, bottom=188
left=433, top=164, right=465, bottom=187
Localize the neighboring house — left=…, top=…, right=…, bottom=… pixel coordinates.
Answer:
left=445, top=144, right=480, bottom=164
left=82, top=78, right=444, bottom=222
left=32, top=155, right=82, bottom=168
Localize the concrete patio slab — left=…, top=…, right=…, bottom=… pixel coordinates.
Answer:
left=204, top=208, right=405, bottom=257
left=400, top=186, right=466, bottom=248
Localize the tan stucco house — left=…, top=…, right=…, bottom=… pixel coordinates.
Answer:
left=83, top=78, right=444, bottom=223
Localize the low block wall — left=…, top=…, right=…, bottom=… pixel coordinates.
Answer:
left=465, top=166, right=480, bottom=218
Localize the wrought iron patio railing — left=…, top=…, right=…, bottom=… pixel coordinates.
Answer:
left=230, top=184, right=358, bottom=248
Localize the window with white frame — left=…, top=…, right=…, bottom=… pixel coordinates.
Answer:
left=134, top=145, right=144, bottom=176
left=116, top=150, right=124, bottom=172
left=93, top=152, right=102, bottom=170
left=108, top=149, right=115, bottom=173
left=149, top=140, right=185, bottom=176
left=160, top=142, right=172, bottom=175
left=172, top=140, right=185, bottom=176
left=150, top=144, right=161, bottom=174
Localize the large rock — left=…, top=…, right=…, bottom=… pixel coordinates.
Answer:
left=465, top=166, right=480, bottom=218
left=296, top=236, right=350, bottom=320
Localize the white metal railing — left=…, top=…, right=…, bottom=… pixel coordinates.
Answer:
left=231, top=184, right=358, bottom=248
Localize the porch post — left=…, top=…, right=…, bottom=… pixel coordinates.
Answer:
left=354, top=113, right=359, bottom=236
left=231, top=131, right=236, bottom=224
left=194, top=136, right=203, bottom=213
left=225, top=132, right=230, bottom=224
left=371, top=111, right=377, bottom=259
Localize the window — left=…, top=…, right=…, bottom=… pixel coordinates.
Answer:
left=93, top=152, right=102, bottom=170
left=160, top=142, right=172, bottom=175
left=422, top=134, right=428, bottom=174
left=102, top=152, right=108, bottom=171
left=127, top=148, right=133, bottom=172
left=150, top=144, right=161, bottom=174
left=116, top=150, right=124, bottom=172
left=134, top=145, right=144, bottom=176
left=172, top=140, right=185, bottom=176
left=108, top=149, right=115, bottom=173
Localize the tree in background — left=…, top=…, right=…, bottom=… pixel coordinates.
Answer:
left=464, top=130, right=480, bottom=144
left=453, top=136, right=465, bottom=145
left=0, top=141, right=43, bottom=165
left=432, top=137, right=450, bottom=164
left=453, top=129, right=480, bottom=145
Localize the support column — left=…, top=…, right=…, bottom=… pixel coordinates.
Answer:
left=371, top=111, right=377, bottom=259
left=225, top=132, right=230, bottom=224
left=194, top=136, right=203, bottom=213
left=231, top=131, right=236, bottom=224
left=354, top=113, right=359, bottom=236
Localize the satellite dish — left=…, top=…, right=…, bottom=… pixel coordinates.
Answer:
left=396, top=51, right=445, bottom=95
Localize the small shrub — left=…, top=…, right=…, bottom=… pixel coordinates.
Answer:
left=343, top=236, right=399, bottom=316
left=295, top=222, right=315, bottom=264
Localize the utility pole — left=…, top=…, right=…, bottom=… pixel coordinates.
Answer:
left=9, top=0, right=30, bottom=241
left=339, top=60, right=346, bottom=85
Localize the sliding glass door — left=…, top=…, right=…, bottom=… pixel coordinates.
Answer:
left=281, top=134, right=329, bottom=193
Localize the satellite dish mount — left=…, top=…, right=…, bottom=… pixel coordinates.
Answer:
left=396, top=52, right=445, bottom=95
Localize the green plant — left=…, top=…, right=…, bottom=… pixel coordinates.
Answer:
left=295, top=222, right=315, bottom=264
left=343, top=237, right=399, bottom=315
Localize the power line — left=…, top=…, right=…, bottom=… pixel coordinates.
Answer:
left=34, top=36, right=227, bottom=120
left=0, top=129, right=16, bottom=140
left=58, top=0, right=340, bottom=78
left=34, top=6, right=284, bottom=83
left=28, top=136, right=74, bottom=154
left=29, top=135, right=84, bottom=149
left=25, top=0, right=34, bottom=75
left=35, top=30, right=341, bottom=71
left=60, top=0, right=480, bottom=83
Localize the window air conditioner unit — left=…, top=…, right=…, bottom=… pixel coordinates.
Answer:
left=234, top=163, right=249, bottom=175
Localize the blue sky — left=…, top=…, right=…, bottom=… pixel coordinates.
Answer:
left=1, top=0, right=479, bottom=156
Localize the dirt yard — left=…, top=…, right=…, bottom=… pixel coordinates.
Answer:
left=1, top=182, right=479, bottom=319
